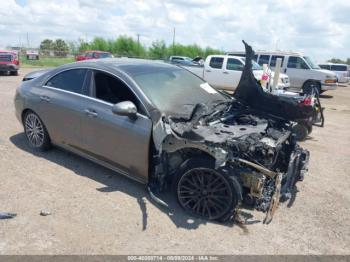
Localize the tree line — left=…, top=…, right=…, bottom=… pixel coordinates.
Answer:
left=40, top=36, right=223, bottom=59
left=39, top=37, right=350, bottom=63
left=328, top=58, right=350, bottom=65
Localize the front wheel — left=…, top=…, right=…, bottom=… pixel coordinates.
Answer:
left=174, top=158, right=241, bottom=221
left=23, top=111, right=51, bottom=151
left=10, top=71, right=18, bottom=76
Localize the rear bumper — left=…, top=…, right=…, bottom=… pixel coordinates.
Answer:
left=0, top=64, right=19, bottom=72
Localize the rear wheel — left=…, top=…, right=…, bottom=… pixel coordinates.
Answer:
left=23, top=111, right=51, bottom=151
left=174, top=157, right=241, bottom=221
left=292, top=123, right=308, bottom=141
left=10, top=71, right=18, bottom=76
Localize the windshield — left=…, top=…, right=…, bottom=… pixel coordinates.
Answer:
left=303, top=56, right=320, bottom=69
left=241, top=58, right=262, bottom=70
left=124, top=65, right=228, bottom=116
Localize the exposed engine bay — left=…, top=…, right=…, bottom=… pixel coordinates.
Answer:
left=148, top=41, right=310, bottom=224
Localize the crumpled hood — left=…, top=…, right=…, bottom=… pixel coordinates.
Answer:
left=233, top=40, right=314, bottom=121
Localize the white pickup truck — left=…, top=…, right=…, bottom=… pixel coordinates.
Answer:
left=182, top=55, right=290, bottom=91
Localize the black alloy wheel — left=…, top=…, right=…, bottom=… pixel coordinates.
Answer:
left=177, top=167, right=234, bottom=220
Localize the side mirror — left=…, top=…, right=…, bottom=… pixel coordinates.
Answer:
left=112, top=101, right=137, bottom=119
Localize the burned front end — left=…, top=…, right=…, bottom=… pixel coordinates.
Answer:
left=148, top=41, right=310, bottom=223
left=150, top=100, right=309, bottom=223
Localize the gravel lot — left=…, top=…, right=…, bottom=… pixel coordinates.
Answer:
left=0, top=68, right=349, bottom=255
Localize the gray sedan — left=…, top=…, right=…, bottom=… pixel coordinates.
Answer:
left=15, top=58, right=309, bottom=223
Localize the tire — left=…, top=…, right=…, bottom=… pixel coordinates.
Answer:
left=23, top=111, right=51, bottom=151
left=292, top=123, right=308, bottom=141
left=173, top=157, right=242, bottom=221
left=302, top=81, right=321, bottom=95
left=10, top=71, right=18, bottom=76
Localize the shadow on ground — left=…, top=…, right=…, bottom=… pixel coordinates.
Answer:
left=10, top=132, right=246, bottom=231
left=319, top=94, right=333, bottom=99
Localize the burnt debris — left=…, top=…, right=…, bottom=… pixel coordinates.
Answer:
left=148, top=41, right=310, bottom=223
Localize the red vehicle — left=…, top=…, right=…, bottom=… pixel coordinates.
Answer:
left=75, top=50, right=113, bottom=61
left=0, top=50, right=20, bottom=75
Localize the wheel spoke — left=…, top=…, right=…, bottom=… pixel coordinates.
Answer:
left=177, top=167, right=233, bottom=220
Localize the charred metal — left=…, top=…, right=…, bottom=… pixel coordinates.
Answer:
left=148, top=41, right=310, bottom=223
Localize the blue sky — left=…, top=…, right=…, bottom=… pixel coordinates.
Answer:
left=1, top=0, right=350, bottom=62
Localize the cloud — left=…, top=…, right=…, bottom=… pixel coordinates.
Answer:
left=0, top=0, right=349, bottom=61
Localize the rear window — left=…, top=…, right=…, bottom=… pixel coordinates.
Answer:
left=331, top=65, right=348, bottom=71
left=0, top=54, right=12, bottom=62
left=46, top=69, right=87, bottom=94
left=209, top=57, right=224, bottom=69
left=270, top=55, right=284, bottom=67
left=258, top=55, right=270, bottom=66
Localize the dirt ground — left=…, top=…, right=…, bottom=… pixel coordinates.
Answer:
left=0, top=68, right=349, bottom=255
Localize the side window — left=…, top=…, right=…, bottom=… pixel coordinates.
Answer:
left=319, top=65, right=330, bottom=70
left=86, top=52, right=93, bottom=58
left=46, top=69, right=87, bottom=94
left=93, top=52, right=99, bottom=59
left=93, top=71, right=145, bottom=114
left=331, top=65, right=347, bottom=71
left=270, top=55, right=284, bottom=67
left=209, top=57, right=224, bottom=69
left=258, top=55, right=270, bottom=66
left=287, top=56, right=309, bottom=69
left=226, top=58, right=244, bottom=71
left=253, top=55, right=258, bottom=61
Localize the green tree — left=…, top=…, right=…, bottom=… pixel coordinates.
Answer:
left=53, top=39, right=69, bottom=57
left=148, top=40, right=168, bottom=59
left=40, top=39, right=54, bottom=55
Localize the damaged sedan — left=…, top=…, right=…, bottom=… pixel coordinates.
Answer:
left=14, top=43, right=309, bottom=223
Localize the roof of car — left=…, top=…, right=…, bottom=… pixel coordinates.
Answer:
left=0, top=50, right=16, bottom=54
left=84, top=50, right=111, bottom=53
left=59, top=57, right=178, bottom=73
left=319, top=63, right=348, bottom=66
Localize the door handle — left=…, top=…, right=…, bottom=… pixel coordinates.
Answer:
left=223, top=71, right=229, bottom=74
left=84, top=109, right=98, bottom=117
left=40, top=95, right=50, bottom=102
left=205, top=70, right=211, bottom=72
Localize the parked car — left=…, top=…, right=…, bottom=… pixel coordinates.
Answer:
left=183, top=55, right=290, bottom=91
left=168, top=56, right=200, bottom=66
left=75, top=51, right=113, bottom=61
left=26, top=49, right=39, bottom=60
left=0, top=50, right=19, bottom=75
left=17, top=53, right=309, bottom=223
left=227, top=51, right=338, bottom=93
left=319, top=63, right=349, bottom=83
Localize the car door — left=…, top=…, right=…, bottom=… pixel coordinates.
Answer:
left=284, top=56, right=310, bottom=89
left=204, top=56, right=225, bottom=89
left=80, top=70, right=152, bottom=182
left=36, top=69, right=89, bottom=147
left=221, top=57, right=244, bottom=90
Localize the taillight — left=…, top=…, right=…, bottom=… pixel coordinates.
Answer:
left=300, top=97, right=312, bottom=106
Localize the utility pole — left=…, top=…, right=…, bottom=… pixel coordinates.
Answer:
left=26, top=32, right=29, bottom=48
left=172, top=27, right=176, bottom=54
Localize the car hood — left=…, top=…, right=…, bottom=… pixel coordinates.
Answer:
left=314, top=69, right=337, bottom=77
left=22, top=69, right=53, bottom=81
